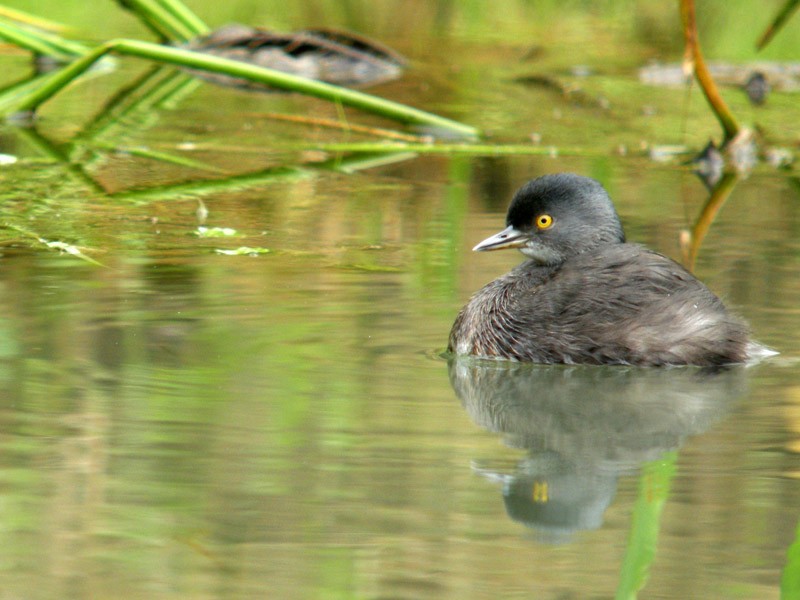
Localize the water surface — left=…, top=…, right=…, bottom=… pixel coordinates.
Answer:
left=1, top=2, right=799, bottom=599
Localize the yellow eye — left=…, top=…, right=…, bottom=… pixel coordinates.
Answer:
left=536, top=214, right=553, bottom=230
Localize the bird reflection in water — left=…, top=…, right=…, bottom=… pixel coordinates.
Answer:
left=448, top=357, right=748, bottom=542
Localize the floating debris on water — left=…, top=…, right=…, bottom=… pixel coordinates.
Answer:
left=744, top=72, right=770, bottom=105
left=195, top=226, right=237, bottom=237
left=648, top=144, right=690, bottom=163
left=639, top=61, right=800, bottom=92
left=693, top=141, right=724, bottom=189
left=513, top=73, right=609, bottom=109
left=214, top=246, right=272, bottom=256
left=765, top=147, right=794, bottom=169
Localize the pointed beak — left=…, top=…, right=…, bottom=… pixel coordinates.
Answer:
left=472, top=225, right=529, bottom=252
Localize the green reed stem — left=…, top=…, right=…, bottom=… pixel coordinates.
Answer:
left=116, top=0, right=196, bottom=41
left=757, top=0, right=800, bottom=50
left=6, top=39, right=478, bottom=138
left=155, top=0, right=209, bottom=36
left=0, top=18, right=87, bottom=59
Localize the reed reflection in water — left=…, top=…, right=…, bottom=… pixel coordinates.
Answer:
left=448, top=358, right=749, bottom=540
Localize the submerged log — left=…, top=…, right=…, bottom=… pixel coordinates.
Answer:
left=181, top=24, right=406, bottom=90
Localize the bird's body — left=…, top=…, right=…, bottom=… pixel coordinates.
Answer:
left=448, top=173, right=751, bottom=367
